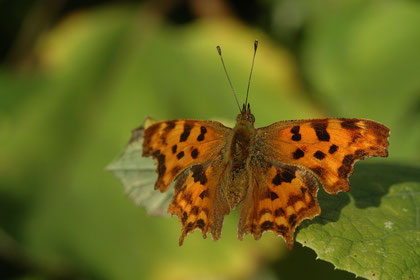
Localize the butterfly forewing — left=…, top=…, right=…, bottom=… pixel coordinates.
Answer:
left=143, top=120, right=230, bottom=192
left=256, top=118, right=390, bottom=194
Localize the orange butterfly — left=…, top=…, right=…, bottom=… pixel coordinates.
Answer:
left=142, top=41, right=390, bottom=248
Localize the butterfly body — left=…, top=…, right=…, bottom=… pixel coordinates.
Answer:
left=223, top=105, right=256, bottom=208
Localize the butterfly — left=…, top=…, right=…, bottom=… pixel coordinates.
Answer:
left=142, top=41, right=390, bottom=248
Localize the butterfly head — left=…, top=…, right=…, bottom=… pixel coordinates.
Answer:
left=237, top=103, right=255, bottom=124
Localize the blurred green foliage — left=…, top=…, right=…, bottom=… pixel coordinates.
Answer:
left=1, top=1, right=419, bottom=279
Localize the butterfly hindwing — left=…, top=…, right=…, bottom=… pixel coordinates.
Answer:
left=238, top=158, right=320, bottom=248
left=256, top=118, right=389, bottom=194
left=143, top=120, right=230, bottom=192
left=168, top=160, right=230, bottom=245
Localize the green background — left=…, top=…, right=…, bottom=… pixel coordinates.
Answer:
left=1, top=0, right=419, bottom=279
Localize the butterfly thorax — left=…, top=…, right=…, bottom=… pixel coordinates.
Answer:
left=230, top=104, right=256, bottom=170
left=230, top=122, right=254, bottom=168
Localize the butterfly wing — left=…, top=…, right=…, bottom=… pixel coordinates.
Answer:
left=238, top=159, right=320, bottom=248
left=143, top=120, right=230, bottom=191
left=255, top=118, right=390, bottom=194
left=168, top=160, right=230, bottom=245
left=143, top=120, right=232, bottom=244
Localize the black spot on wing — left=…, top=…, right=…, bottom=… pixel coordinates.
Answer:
left=199, top=189, right=209, bottom=199
left=293, top=148, right=304, bottom=159
left=291, top=126, right=302, bottom=141
left=165, top=121, right=176, bottom=131
left=143, top=123, right=161, bottom=151
left=182, top=212, right=188, bottom=224
left=152, top=150, right=166, bottom=178
left=290, top=126, right=300, bottom=134
left=270, top=192, right=279, bottom=200
left=275, top=208, right=285, bottom=217
left=272, top=168, right=296, bottom=186
left=177, top=151, right=185, bottom=159
left=261, top=221, right=274, bottom=230
left=191, top=148, right=199, bottom=159
left=185, top=222, right=195, bottom=233
left=328, top=144, right=338, bottom=154
left=338, top=154, right=358, bottom=178
left=191, top=165, right=208, bottom=185
left=288, top=214, right=297, bottom=227
left=172, top=145, right=177, bottom=154
left=197, top=219, right=205, bottom=229
left=338, top=165, right=351, bottom=178
left=341, top=119, right=360, bottom=130
left=292, top=134, right=301, bottom=141
left=287, top=194, right=302, bottom=206
left=313, top=150, right=326, bottom=160
left=277, top=224, right=288, bottom=235
left=342, top=154, right=355, bottom=166
left=311, top=122, right=330, bottom=142
left=180, top=122, right=193, bottom=142
left=197, top=126, right=207, bottom=141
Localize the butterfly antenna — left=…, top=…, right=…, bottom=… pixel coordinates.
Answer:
left=217, top=45, right=241, bottom=112
left=245, top=40, right=258, bottom=107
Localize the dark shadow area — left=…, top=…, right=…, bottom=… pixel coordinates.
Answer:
left=0, top=191, right=31, bottom=237
left=350, top=162, right=420, bottom=208
left=266, top=243, right=363, bottom=280
left=0, top=227, right=91, bottom=280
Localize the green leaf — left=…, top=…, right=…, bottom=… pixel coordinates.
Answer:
left=106, top=118, right=173, bottom=217
left=296, top=163, right=420, bottom=280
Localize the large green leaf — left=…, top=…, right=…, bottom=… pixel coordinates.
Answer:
left=297, top=163, right=420, bottom=280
